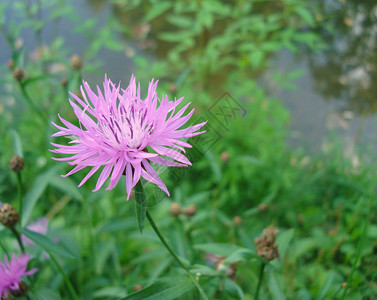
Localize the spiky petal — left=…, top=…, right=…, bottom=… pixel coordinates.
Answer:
left=51, top=75, right=206, bottom=199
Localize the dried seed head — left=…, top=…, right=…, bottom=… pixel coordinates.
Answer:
left=183, top=204, right=197, bottom=217
left=258, top=203, right=267, bottom=212
left=7, top=59, right=15, bottom=70
left=12, top=67, right=24, bottom=81
left=11, top=281, right=28, bottom=297
left=70, top=54, right=83, bottom=70
left=0, top=203, right=19, bottom=227
left=233, top=216, right=242, bottom=226
left=255, top=225, right=279, bottom=261
left=220, top=151, right=230, bottom=163
left=170, top=202, right=181, bottom=217
left=133, top=285, right=143, bottom=292
left=9, top=155, right=25, bottom=172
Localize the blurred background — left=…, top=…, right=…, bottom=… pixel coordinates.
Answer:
left=0, top=0, right=377, bottom=299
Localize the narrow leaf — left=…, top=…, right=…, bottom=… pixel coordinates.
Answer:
left=134, top=181, right=147, bottom=234
left=11, top=129, right=23, bottom=157
left=21, top=228, right=75, bottom=259
left=120, top=277, right=194, bottom=300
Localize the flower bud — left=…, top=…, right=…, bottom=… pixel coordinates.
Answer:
left=133, top=285, right=143, bottom=292
left=11, top=281, right=28, bottom=297
left=233, top=216, right=242, bottom=226
left=183, top=204, right=196, bottom=217
left=169, top=84, right=177, bottom=94
left=12, top=67, right=24, bottom=81
left=220, top=151, right=230, bottom=163
left=341, top=282, right=347, bottom=288
left=61, top=77, right=68, bottom=87
left=7, top=59, right=15, bottom=70
left=255, top=225, right=279, bottom=261
left=170, top=202, right=181, bottom=217
left=70, top=54, right=83, bottom=70
left=0, top=203, right=19, bottom=227
left=9, top=155, right=25, bottom=172
left=258, top=203, right=267, bottom=212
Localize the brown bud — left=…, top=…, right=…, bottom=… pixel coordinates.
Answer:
left=12, top=67, right=24, bottom=81
left=170, top=202, right=181, bottom=217
left=220, top=151, right=230, bottom=163
left=61, top=77, right=68, bottom=86
left=70, top=54, right=83, bottom=70
left=233, top=216, right=242, bottom=226
left=0, top=203, right=19, bottom=227
left=341, top=282, right=347, bottom=288
left=183, top=204, right=197, bottom=217
left=11, top=281, right=28, bottom=297
left=255, top=225, right=279, bottom=261
left=133, top=285, right=143, bottom=292
left=9, top=155, right=25, bottom=172
left=258, top=203, right=267, bottom=212
left=169, top=84, right=177, bottom=94
left=7, top=60, right=15, bottom=69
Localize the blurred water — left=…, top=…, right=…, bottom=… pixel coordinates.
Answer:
left=1, top=0, right=377, bottom=156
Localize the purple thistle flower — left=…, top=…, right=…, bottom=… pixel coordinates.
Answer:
left=21, top=217, right=48, bottom=246
left=0, top=253, right=37, bottom=298
left=51, top=75, right=206, bottom=199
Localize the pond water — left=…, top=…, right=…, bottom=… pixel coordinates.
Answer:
left=1, top=0, right=377, bottom=157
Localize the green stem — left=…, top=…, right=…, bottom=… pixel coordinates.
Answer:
left=46, top=249, right=80, bottom=300
left=146, top=210, right=208, bottom=300
left=255, top=261, right=266, bottom=300
left=0, top=240, right=9, bottom=257
left=10, top=226, right=25, bottom=253
left=19, top=82, right=47, bottom=123
left=16, top=172, right=23, bottom=222
left=340, top=198, right=371, bottom=300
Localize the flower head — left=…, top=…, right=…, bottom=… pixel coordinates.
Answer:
left=21, top=217, right=48, bottom=246
left=0, top=253, right=37, bottom=298
left=51, top=75, right=206, bottom=199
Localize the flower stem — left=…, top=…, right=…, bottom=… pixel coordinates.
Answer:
left=146, top=210, right=208, bottom=300
left=19, top=81, right=47, bottom=123
left=255, top=261, right=266, bottom=300
left=10, top=226, right=25, bottom=253
left=16, top=172, right=23, bottom=222
left=46, top=249, right=80, bottom=300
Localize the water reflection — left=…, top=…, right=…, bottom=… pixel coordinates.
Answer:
left=308, top=0, right=377, bottom=115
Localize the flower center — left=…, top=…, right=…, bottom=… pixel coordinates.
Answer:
left=98, top=105, right=151, bottom=150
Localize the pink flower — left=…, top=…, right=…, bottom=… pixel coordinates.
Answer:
left=22, top=217, right=48, bottom=246
left=51, top=75, right=206, bottom=199
left=0, top=253, right=37, bottom=298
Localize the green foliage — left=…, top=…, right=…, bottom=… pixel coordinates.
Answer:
left=0, top=0, right=376, bottom=299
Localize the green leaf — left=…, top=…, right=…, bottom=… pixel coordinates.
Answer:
left=120, top=277, right=194, bottom=300
left=11, top=129, right=23, bottom=157
left=144, top=2, right=172, bottom=22
left=223, top=278, right=244, bottom=299
left=33, top=287, right=62, bottom=300
left=194, top=243, right=244, bottom=257
left=93, top=286, right=127, bottom=298
left=49, top=175, right=83, bottom=201
left=268, top=270, right=285, bottom=300
left=21, top=228, right=76, bottom=260
left=134, top=181, right=147, bottom=234
left=22, top=165, right=61, bottom=226
left=276, top=229, right=294, bottom=258
left=316, top=271, right=338, bottom=300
